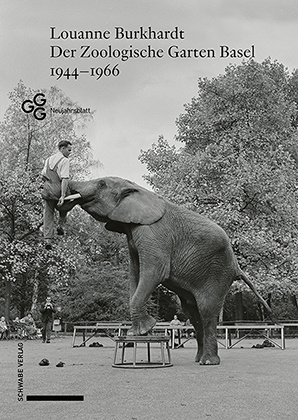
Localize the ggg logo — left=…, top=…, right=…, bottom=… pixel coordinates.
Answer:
left=21, top=93, right=47, bottom=120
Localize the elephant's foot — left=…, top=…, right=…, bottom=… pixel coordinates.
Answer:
left=127, top=315, right=156, bottom=336
left=198, top=354, right=220, bottom=365
left=195, top=333, right=220, bottom=365
left=195, top=349, right=203, bottom=363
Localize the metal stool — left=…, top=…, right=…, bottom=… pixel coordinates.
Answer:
left=112, top=336, right=172, bottom=368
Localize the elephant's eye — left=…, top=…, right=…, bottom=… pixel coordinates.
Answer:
left=98, top=180, right=107, bottom=189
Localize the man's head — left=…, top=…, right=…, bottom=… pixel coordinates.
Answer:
left=58, top=140, right=72, bottom=158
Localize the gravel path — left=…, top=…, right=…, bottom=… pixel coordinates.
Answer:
left=1, top=335, right=297, bottom=420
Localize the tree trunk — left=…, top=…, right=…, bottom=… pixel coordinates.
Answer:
left=259, top=303, right=265, bottom=321
left=219, top=306, right=224, bottom=323
left=30, top=273, right=39, bottom=315
left=25, top=120, right=32, bottom=171
left=267, top=292, right=272, bottom=308
left=290, top=294, right=298, bottom=309
left=4, top=279, right=11, bottom=321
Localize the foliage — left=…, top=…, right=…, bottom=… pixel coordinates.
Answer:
left=0, top=165, right=42, bottom=240
left=152, top=285, right=186, bottom=321
left=140, top=59, right=298, bottom=310
left=0, top=81, right=135, bottom=324
left=66, top=207, right=129, bottom=266
left=0, top=81, right=98, bottom=177
left=56, top=263, right=131, bottom=322
left=224, top=291, right=298, bottom=321
left=0, top=81, right=99, bottom=320
left=47, top=211, right=132, bottom=323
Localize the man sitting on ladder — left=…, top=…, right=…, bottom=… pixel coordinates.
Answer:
left=41, top=140, right=80, bottom=250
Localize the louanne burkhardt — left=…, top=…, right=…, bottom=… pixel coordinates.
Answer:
left=50, top=26, right=185, bottom=40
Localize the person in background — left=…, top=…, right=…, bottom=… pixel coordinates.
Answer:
left=20, top=313, right=37, bottom=339
left=170, top=314, right=183, bottom=347
left=40, top=297, right=56, bottom=343
left=170, top=314, right=182, bottom=327
left=0, top=316, right=9, bottom=339
left=12, top=316, right=22, bottom=338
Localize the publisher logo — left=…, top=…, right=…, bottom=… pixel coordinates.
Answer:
left=21, top=93, right=47, bottom=120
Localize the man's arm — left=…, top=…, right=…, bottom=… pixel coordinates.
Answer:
left=57, top=178, right=69, bottom=206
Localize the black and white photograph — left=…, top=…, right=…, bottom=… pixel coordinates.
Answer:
left=1, top=1, right=298, bottom=419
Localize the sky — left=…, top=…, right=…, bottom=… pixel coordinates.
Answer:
left=1, top=0, right=298, bottom=187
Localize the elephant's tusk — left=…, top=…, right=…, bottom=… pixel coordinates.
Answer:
left=64, top=193, right=82, bottom=201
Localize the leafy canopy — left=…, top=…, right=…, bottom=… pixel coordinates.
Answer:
left=140, top=59, right=298, bottom=296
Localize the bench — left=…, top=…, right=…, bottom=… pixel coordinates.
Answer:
left=72, top=320, right=286, bottom=350
left=154, top=322, right=286, bottom=349
left=279, top=321, right=298, bottom=337
left=217, top=323, right=285, bottom=349
left=153, top=323, right=195, bottom=348
left=72, top=321, right=187, bottom=348
left=72, top=322, right=131, bottom=347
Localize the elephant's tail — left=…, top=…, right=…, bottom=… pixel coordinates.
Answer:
left=238, top=271, right=277, bottom=322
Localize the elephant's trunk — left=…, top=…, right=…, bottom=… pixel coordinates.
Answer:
left=68, top=179, right=98, bottom=200
left=56, top=179, right=99, bottom=213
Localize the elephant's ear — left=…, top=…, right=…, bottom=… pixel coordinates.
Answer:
left=108, top=186, right=166, bottom=224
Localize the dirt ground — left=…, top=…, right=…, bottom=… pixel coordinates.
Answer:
left=1, top=333, right=297, bottom=420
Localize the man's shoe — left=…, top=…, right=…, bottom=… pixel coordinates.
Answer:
left=57, top=226, right=64, bottom=236
left=46, top=340, right=50, bottom=343
left=45, top=240, right=52, bottom=250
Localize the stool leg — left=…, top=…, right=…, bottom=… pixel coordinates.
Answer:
left=133, top=342, right=137, bottom=367
left=166, top=342, right=172, bottom=365
left=121, top=342, right=125, bottom=363
left=147, top=343, right=151, bottom=363
left=160, top=342, right=165, bottom=366
left=113, top=342, right=119, bottom=365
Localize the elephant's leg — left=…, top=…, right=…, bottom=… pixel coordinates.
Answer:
left=180, top=297, right=204, bottom=362
left=127, top=244, right=155, bottom=335
left=128, top=279, right=159, bottom=335
left=190, top=310, right=205, bottom=363
left=199, top=314, right=220, bottom=365
left=128, top=248, right=139, bottom=300
left=195, top=294, right=221, bottom=365
left=127, top=227, right=170, bottom=336
left=128, top=259, right=164, bottom=335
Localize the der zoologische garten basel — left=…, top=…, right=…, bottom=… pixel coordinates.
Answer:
left=50, top=25, right=255, bottom=60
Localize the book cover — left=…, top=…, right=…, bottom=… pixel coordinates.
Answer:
left=1, top=1, right=297, bottom=419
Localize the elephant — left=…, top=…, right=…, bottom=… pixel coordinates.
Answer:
left=58, top=176, right=272, bottom=365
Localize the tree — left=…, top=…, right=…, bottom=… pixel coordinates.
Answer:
left=0, top=81, right=98, bottom=176
left=49, top=208, right=134, bottom=324
left=0, top=81, right=98, bottom=320
left=140, top=59, right=298, bottom=319
left=57, top=264, right=131, bottom=323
